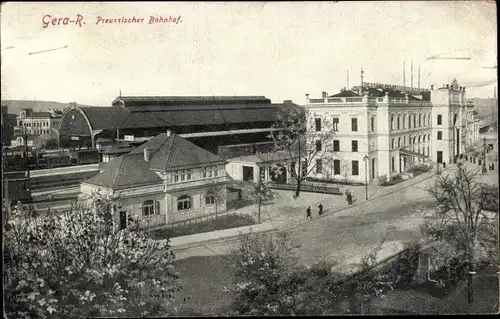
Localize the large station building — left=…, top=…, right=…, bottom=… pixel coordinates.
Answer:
left=304, top=78, right=481, bottom=184
left=58, top=96, right=294, bottom=157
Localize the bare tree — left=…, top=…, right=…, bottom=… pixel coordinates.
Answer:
left=421, top=163, right=499, bottom=303
left=268, top=104, right=335, bottom=197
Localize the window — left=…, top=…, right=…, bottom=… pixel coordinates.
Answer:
left=408, top=115, right=412, bottom=129
left=352, top=160, right=359, bottom=176
left=142, top=199, right=160, bottom=216
left=437, top=131, right=443, bottom=140
left=333, top=140, right=340, bottom=152
left=419, top=114, right=422, bottom=127
left=316, top=159, right=322, bottom=174
left=403, top=115, right=407, bottom=129
left=391, top=115, right=395, bottom=130
left=206, top=193, right=216, bottom=205
left=398, top=137, right=401, bottom=148
left=391, top=138, right=395, bottom=149
left=404, top=136, right=407, bottom=146
left=391, top=157, right=395, bottom=172
left=332, top=117, right=339, bottom=131
left=370, top=117, right=375, bottom=131
left=177, top=195, right=192, bottom=210
left=174, top=174, right=179, bottom=182
left=397, top=115, right=400, bottom=130
left=423, top=135, right=426, bottom=143
left=437, top=114, right=442, bottom=125
left=333, top=160, right=340, bottom=175
left=315, top=118, right=322, bottom=131
left=428, top=114, right=431, bottom=126
left=202, top=168, right=207, bottom=178
left=351, top=118, right=358, bottom=132
left=213, top=167, right=218, bottom=177
left=180, top=170, right=186, bottom=181
left=351, top=140, right=358, bottom=152
left=413, top=115, right=416, bottom=128
left=187, top=170, right=192, bottom=180
left=316, top=140, right=322, bottom=152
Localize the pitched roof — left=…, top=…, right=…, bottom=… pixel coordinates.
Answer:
left=86, top=134, right=225, bottom=190
left=85, top=153, right=163, bottom=190
left=130, top=133, right=225, bottom=171
left=113, top=96, right=271, bottom=106
left=329, top=90, right=360, bottom=97
left=1, top=100, right=69, bottom=115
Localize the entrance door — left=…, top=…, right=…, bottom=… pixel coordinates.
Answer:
left=119, top=211, right=127, bottom=230
left=437, top=151, right=443, bottom=164
left=371, top=158, right=375, bottom=179
left=242, top=166, right=254, bottom=182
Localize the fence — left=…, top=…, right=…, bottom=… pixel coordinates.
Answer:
left=269, top=182, right=342, bottom=195
left=158, top=208, right=254, bottom=230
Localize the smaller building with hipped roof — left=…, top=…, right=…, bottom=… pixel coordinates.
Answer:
left=80, top=132, right=228, bottom=229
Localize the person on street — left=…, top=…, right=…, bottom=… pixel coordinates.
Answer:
left=345, top=189, right=352, bottom=205
left=318, top=203, right=323, bottom=216
left=306, top=206, right=312, bottom=220
left=443, top=161, right=446, bottom=169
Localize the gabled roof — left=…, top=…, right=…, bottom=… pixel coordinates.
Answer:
left=113, top=95, right=272, bottom=106
left=77, top=106, right=130, bottom=130
left=329, top=90, right=360, bottom=98
left=130, top=133, right=225, bottom=171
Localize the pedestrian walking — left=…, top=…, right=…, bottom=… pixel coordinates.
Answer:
left=345, top=189, right=352, bottom=205
left=443, top=161, right=446, bottom=169
left=318, top=203, right=323, bottom=216
left=306, top=206, right=312, bottom=220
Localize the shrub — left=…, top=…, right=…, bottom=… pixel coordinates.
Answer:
left=406, top=164, right=432, bottom=177
left=3, top=195, right=180, bottom=318
left=379, top=174, right=404, bottom=186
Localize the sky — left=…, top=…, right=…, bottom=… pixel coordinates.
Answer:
left=1, top=1, right=497, bottom=106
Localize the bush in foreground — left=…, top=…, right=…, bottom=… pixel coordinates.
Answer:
left=3, top=195, right=180, bottom=318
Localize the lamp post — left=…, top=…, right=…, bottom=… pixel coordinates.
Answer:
left=482, top=137, right=487, bottom=174
left=363, top=154, right=369, bottom=200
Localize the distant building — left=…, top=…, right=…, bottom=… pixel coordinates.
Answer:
left=80, top=132, right=228, bottom=229
left=13, top=108, right=63, bottom=141
left=1, top=105, right=17, bottom=147
left=304, top=78, right=480, bottom=184
left=58, top=97, right=295, bottom=156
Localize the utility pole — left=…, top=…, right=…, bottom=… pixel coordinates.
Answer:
left=403, top=62, right=406, bottom=90
left=410, top=58, right=414, bottom=95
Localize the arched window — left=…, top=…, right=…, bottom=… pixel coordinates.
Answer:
left=423, top=114, right=426, bottom=126
left=403, top=114, right=407, bottom=129
left=413, top=136, right=416, bottom=145
left=397, top=115, right=400, bottom=130
left=403, top=136, right=407, bottom=146
left=423, top=135, right=426, bottom=143
left=408, top=115, right=412, bottom=129
left=391, top=138, right=395, bottom=149
left=398, top=137, right=401, bottom=148
left=453, top=114, right=458, bottom=126
left=418, top=135, right=421, bottom=144
left=177, top=195, right=192, bottom=210
left=205, top=192, right=216, bottom=205
left=142, top=199, right=160, bottom=216
left=419, top=114, right=422, bottom=127
left=391, top=115, right=395, bottom=130
left=437, top=114, right=442, bottom=125
left=428, top=134, right=431, bottom=142
left=413, top=115, right=416, bottom=128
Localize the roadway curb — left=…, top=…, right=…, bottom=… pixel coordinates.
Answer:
left=163, top=223, right=277, bottom=251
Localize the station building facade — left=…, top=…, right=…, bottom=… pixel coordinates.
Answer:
left=304, top=79, right=480, bottom=184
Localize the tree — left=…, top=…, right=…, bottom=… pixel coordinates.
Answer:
left=421, top=163, right=499, bottom=303
left=3, top=193, right=181, bottom=318
left=268, top=104, right=335, bottom=197
left=247, top=179, right=276, bottom=223
left=227, top=232, right=418, bottom=315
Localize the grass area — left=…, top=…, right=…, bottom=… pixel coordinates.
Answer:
left=151, top=213, right=256, bottom=240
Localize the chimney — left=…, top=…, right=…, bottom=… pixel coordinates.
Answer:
left=166, top=129, right=172, bottom=137
left=430, top=85, right=434, bottom=90
left=144, top=148, right=151, bottom=162
left=446, top=84, right=449, bottom=89
left=322, top=91, right=328, bottom=98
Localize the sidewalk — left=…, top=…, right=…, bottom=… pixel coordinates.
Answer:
left=164, top=222, right=276, bottom=251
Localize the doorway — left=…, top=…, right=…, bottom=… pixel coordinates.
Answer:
left=437, top=151, right=443, bottom=164
left=119, top=211, right=127, bottom=230
left=242, top=166, right=254, bottom=182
